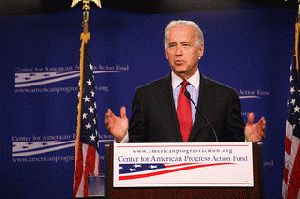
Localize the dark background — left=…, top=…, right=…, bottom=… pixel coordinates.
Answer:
left=0, top=0, right=298, bottom=15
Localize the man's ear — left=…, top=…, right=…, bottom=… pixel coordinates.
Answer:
left=198, top=44, right=204, bottom=58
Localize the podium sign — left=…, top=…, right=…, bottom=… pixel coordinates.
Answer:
left=113, top=142, right=253, bottom=187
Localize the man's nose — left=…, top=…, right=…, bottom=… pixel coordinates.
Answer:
left=175, top=47, right=183, bottom=56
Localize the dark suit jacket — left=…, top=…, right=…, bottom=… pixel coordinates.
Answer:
left=128, top=72, right=245, bottom=142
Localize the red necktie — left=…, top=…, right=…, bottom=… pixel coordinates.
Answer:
left=177, top=80, right=192, bottom=142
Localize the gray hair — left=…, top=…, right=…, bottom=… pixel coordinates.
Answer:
left=164, top=20, right=204, bottom=49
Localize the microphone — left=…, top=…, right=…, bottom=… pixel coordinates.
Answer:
left=184, top=90, right=219, bottom=142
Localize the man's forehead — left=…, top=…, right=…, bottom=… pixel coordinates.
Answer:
left=168, top=26, right=196, bottom=41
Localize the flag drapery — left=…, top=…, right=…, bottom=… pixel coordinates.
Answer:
left=282, top=20, right=300, bottom=199
left=73, top=29, right=101, bottom=198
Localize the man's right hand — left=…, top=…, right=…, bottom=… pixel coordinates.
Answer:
left=105, top=106, right=129, bottom=143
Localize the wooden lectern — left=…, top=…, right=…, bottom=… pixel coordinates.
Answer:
left=105, top=142, right=265, bottom=199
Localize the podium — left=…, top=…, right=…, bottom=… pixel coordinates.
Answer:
left=105, top=142, right=265, bottom=199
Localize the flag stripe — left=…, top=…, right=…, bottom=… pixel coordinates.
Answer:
left=284, top=166, right=289, bottom=184
left=287, top=144, right=300, bottom=198
left=73, top=142, right=83, bottom=197
left=83, top=144, right=97, bottom=197
left=286, top=136, right=292, bottom=156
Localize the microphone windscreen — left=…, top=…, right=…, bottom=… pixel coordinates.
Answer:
left=184, top=90, right=191, bottom=99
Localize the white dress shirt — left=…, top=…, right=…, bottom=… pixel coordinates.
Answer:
left=172, top=69, right=200, bottom=124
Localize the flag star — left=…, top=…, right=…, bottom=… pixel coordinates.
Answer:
left=94, top=102, right=97, bottom=108
left=88, top=106, right=94, bottom=113
left=85, top=123, right=91, bottom=129
left=149, top=165, right=157, bottom=169
left=290, top=87, right=295, bottom=94
left=134, top=164, right=142, bottom=168
left=91, top=90, right=95, bottom=97
left=83, top=96, right=90, bottom=102
left=291, top=99, right=296, bottom=106
left=294, top=105, right=300, bottom=113
left=90, top=134, right=96, bottom=141
left=119, top=166, right=123, bottom=170
left=90, top=63, right=93, bottom=70
left=290, top=75, right=293, bottom=83
left=95, top=129, right=98, bottom=135
left=82, top=113, right=88, bottom=119
left=93, top=118, right=97, bottom=124
left=87, top=79, right=92, bottom=86
left=130, top=168, right=136, bottom=172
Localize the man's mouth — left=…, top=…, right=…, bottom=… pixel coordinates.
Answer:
left=175, top=60, right=185, bottom=64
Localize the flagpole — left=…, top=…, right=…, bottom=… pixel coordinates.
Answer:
left=72, top=0, right=102, bottom=169
left=295, top=0, right=300, bottom=72
left=71, top=0, right=102, bottom=197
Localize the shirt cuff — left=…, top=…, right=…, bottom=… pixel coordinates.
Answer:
left=114, top=131, right=129, bottom=143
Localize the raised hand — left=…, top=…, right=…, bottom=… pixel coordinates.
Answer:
left=244, top=112, right=266, bottom=142
left=105, top=106, right=129, bottom=143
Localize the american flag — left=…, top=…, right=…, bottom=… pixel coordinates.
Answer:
left=282, top=53, right=300, bottom=198
left=73, top=32, right=101, bottom=198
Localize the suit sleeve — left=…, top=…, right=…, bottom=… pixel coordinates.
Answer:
left=225, top=90, right=245, bottom=142
left=128, top=88, right=148, bottom=142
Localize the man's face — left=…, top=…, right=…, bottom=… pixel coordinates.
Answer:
left=165, top=26, right=204, bottom=79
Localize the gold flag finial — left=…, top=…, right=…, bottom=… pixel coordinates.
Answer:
left=71, top=0, right=102, bottom=8
left=71, top=0, right=102, bottom=33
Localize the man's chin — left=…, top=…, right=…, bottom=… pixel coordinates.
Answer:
left=172, top=65, right=187, bottom=73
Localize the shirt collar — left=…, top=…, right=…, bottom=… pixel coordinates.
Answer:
left=171, top=69, right=200, bottom=89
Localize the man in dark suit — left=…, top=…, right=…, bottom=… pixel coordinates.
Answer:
left=105, top=20, right=266, bottom=143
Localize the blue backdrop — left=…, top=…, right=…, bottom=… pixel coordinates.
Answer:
left=1, top=4, right=297, bottom=198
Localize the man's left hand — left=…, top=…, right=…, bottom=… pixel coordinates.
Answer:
left=244, top=112, right=266, bottom=142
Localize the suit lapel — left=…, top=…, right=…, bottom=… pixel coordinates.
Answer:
left=188, top=73, right=214, bottom=142
left=159, top=74, right=183, bottom=142
left=157, top=72, right=214, bottom=142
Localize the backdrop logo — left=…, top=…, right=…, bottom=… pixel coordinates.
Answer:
left=12, top=134, right=76, bottom=163
left=238, top=89, right=270, bottom=99
left=14, top=64, right=127, bottom=94
left=15, top=71, right=80, bottom=88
